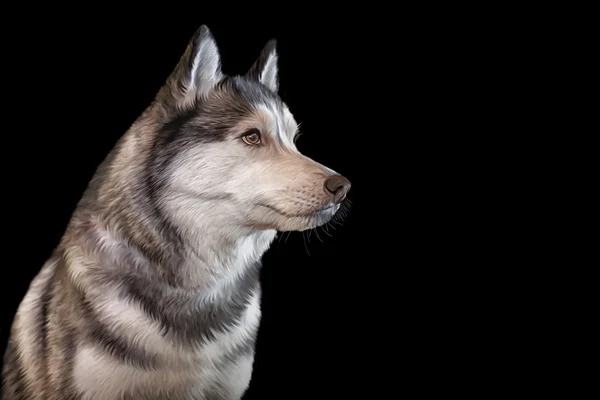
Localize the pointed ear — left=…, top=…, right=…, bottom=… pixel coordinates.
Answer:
left=246, top=39, right=279, bottom=93
left=159, top=25, right=223, bottom=109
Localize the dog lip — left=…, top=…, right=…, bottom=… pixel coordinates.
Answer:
left=256, top=202, right=336, bottom=218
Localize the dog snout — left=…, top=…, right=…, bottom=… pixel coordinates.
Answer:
left=324, top=175, right=351, bottom=204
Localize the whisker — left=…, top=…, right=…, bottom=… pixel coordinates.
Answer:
left=302, top=231, right=311, bottom=256
left=313, top=227, right=324, bottom=243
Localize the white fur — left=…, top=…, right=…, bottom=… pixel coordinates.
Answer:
left=282, top=105, right=299, bottom=142
left=219, top=354, right=256, bottom=399
left=257, top=103, right=298, bottom=151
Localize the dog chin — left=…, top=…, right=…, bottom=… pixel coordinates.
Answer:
left=305, top=204, right=340, bottom=230
left=277, top=204, right=341, bottom=232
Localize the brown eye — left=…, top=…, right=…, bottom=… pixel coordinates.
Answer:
left=242, top=130, right=261, bottom=145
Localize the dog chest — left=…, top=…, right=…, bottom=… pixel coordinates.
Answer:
left=71, top=288, right=261, bottom=398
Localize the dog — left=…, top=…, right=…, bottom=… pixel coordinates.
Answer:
left=1, top=25, right=351, bottom=400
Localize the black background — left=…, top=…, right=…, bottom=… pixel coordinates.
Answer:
left=0, top=9, right=512, bottom=399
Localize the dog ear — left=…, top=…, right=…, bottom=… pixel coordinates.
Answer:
left=246, top=39, right=278, bottom=93
left=159, top=25, right=223, bottom=109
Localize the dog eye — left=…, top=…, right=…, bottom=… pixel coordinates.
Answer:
left=241, top=129, right=261, bottom=145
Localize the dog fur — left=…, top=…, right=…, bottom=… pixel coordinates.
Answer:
left=1, top=25, right=350, bottom=400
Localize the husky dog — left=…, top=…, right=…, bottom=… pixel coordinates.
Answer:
left=1, top=25, right=351, bottom=400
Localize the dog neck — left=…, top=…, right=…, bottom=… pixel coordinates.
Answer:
left=161, top=189, right=277, bottom=291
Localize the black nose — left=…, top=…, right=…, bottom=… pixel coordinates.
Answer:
left=324, top=175, right=351, bottom=204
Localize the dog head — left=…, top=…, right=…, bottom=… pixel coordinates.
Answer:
left=149, top=26, right=350, bottom=233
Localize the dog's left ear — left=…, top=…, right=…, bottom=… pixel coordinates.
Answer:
left=246, top=40, right=279, bottom=93
left=158, top=25, right=223, bottom=111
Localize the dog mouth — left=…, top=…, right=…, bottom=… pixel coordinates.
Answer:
left=256, top=202, right=337, bottom=218
left=171, top=190, right=338, bottom=219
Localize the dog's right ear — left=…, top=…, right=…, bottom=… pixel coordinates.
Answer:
left=157, top=25, right=223, bottom=111
left=246, top=39, right=279, bottom=93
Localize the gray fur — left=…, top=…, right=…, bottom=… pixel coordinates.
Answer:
left=2, top=25, right=350, bottom=400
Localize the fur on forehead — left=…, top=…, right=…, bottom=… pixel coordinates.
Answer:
left=156, top=25, right=281, bottom=116
left=211, top=78, right=298, bottom=141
